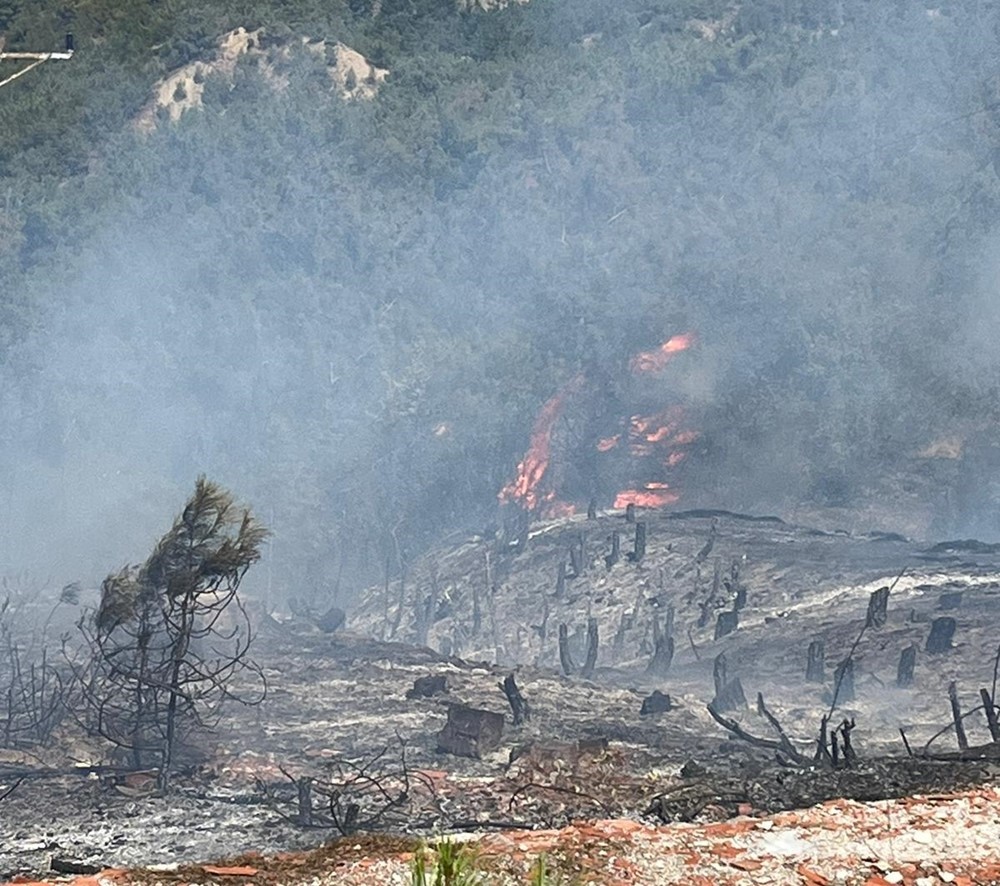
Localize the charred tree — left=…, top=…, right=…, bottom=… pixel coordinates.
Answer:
left=897, top=645, right=917, bottom=688
left=866, top=586, right=890, bottom=629
left=806, top=640, right=825, bottom=683
left=555, top=560, right=567, bottom=598
left=926, top=617, right=957, bottom=654
left=625, top=503, right=636, bottom=524
left=587, top=497, right=597, bottom=520
left=73, top=478, right=267, bottom=783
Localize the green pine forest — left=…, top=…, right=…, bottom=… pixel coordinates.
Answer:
left=2, top=0, right=1000, bottom=601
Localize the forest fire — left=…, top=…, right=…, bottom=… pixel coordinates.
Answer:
left=499, top=334, right=699, bottom=516
left=629, top=332, right=696, bottom=374
left=497, top=377, right=582, bottom=514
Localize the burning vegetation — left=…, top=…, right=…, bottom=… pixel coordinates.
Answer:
left=498, top=334, right=700, bottom=517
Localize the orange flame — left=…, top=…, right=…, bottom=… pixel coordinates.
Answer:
left=629, top=332, right=696, bottom=374
left=542, top=499, right=576, bottom=519
left=498, top=377, right=582, bottom=512
left=613, top=484, right=680, bottom=509
left=596, top=434, right=620, bottom=452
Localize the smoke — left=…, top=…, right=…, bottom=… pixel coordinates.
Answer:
left=3, top=2, right=1000, bottom=599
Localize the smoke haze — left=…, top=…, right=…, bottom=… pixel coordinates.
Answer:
left=3, top=1, right=1000, bottom=601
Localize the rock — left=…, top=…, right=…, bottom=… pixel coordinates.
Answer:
left=640, top=690, right=673, bottom=716
left=436, top=704, right=504, bottom=758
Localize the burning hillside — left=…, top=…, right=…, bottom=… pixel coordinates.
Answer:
left=498, top=333, right=701, bottom=517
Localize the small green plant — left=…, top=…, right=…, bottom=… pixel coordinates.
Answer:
left=410, top=838, right=481, bottom=886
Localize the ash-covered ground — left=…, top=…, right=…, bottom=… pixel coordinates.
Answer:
left=3, top=510, right=1000, bottom=878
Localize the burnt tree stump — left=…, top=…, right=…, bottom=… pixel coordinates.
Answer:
left=661, top=604, right=675, bottom=641
left=605, top=531, right=621, bottom=570
left=713, top=678, right=747, bottom=712
left=555, top=560, right=567, bottom=598
left=558, top=623, right=576, bottom=676
left=806, top=640, right=825, bottom=683
left=581, top=617, right=599, bottom=678
left=713, top=652, right=728, bottom=696
left=628, top=521, right=647, bottom=563
left=948, top=682, right=969, bottom=751
left=640, top=690, right=673, bottom=715
left=499, top=673, right=530, bottom=725
left=714, top=609, right=739, bottom=640
left=569, top=543, right=583, bottom=578
left=896, top=645, right=917, bottom=688
left=587, top=497, right=597, bottom=520
left=711, top=653, right=746, bottom=711
left=406, top=674, right=448, bottom=699
left=437, top=704, right=505, bottom=758
left=866, top=586, right=890, bottom=629
left=926, top=617, right=957, bottom=654
left=296, top=776, right=314, bottom=826
left=832, top=658, right=855, bottom=705
left=625, top=503, right=636, bottom=523
left=646, top=633, right=674, bottom=676
left=979, top=688, right=1000, bottom=742
left=938, top=591, right=964, bottom=610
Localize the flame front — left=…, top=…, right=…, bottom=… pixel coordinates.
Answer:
left=499, top=332, right=698, bottom=520
left=498, top=377, right=581, bottom=514
left=614, top=483, right=680, bottom=509
left=629, top=332, right=696, bottom=374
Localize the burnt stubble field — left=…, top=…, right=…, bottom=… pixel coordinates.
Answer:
left=2, top=510, right=1000, bottom=878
